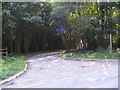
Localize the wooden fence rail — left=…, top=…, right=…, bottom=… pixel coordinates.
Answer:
left=0, top=47, right=8, bottom=57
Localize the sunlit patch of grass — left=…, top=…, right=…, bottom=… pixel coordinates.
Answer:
left=59, top=50, right=119, bottom=59
left=0, top=56, right=25, bottom=81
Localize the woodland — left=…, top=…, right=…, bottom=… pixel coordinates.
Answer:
left=2, top=2, right=120, bottom=54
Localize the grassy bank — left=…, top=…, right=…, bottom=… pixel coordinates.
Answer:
left=59, top=50, right=119, bottom=59
left=0, top=51, right=53, bottom=81
left=0, top=56, right=26, bottom=81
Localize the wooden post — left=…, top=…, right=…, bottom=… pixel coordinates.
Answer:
left=6, top=47, right=8, bottom=56
left=110, top=34, right=112, bottom=54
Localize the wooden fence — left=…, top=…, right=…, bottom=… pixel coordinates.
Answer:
left=0, top=47, right=8, bottom=57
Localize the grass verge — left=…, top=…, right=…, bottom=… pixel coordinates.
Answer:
left=0, top=56, right=26, bottom=81
left=0, top=50, right=54, bottom=81
left=59, top=50, right=120, bottom=59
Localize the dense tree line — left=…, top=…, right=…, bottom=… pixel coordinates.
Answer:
left=2, top=2, right=120, bottom=54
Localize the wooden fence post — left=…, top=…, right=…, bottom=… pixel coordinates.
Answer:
left=6, top=47, right=8, bottom=56
left=0, top=47, right=8, bottom=57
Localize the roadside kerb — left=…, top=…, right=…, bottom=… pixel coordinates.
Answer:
left=0, top=63, right=28, bottom=85
left=62, top=57, right=119, bottom=61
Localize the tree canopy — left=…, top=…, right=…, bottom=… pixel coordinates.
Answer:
left=2, top=2, right=120, bottom=54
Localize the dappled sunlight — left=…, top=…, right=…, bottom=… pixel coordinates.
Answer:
left=87, top=78, right=98, bottom=82
left=47, top=65, right=51, bottom=68
left=27, top=60, right=35, bottom=62
left=33, top=65, right=41, bottom=67
left=102, top=64, right=106, bottom=69
left=69, top=67, right=72, bottom=69
left=101, top=77, right=105, bottom=80
left=70, top=73, right=74, bottom=75
left=46, top=56, right=53, bottom=59
left=105, top=60, right=113, bottom=68
left=62, top=66, right=66, bottom=68
left=37, top=58, right=45, bottom=61
left=42, top=62, right=45, bottom=64
left=103, top=71, right=109, bottom=76
left=89, top=62, right=96, bottom=66
left=89, top=86, right=94, bottom=88
left=81, top=60, right=87, bottom=66
left=80, top=60, right=96, bottom=67
left=107, top=64, right=111, bottom=67
left=51, top=60, right=59, bottom=63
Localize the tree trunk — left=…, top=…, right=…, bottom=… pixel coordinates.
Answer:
left=15, top=36, right=21, bottom=54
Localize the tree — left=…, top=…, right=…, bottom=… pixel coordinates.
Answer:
left=2, top=2, right=120, bottom=54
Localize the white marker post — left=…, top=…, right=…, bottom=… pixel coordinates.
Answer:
left=110, top=34, right=112, bottom=54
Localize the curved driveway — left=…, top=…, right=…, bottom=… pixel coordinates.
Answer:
left=1, top=52, right=118, bottom=88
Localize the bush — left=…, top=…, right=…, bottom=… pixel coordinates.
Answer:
left=3, top=56, right=16, bottom=62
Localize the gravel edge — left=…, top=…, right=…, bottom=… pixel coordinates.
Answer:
left=0, top=62, right=28, bottom=85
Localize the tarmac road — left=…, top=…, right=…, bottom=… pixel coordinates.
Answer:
left=1, top=52, right=118, bottom=88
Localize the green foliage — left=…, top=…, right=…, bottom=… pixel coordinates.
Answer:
left=60, top=50, right=119, bottom=59
left=117, top=48, right=120, bottom=53
left=0, top=56, right=25, bottom=81
left=2, top=2, right=120, bottom=53
left=3, top=56, right=16, bottom=62
left=2, top=2, right=62, bottom=54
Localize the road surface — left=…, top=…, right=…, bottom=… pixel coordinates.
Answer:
left=1, top=52, right=118, bottom=88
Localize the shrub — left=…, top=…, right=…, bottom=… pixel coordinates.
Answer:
left=3, top=56, right=16, bottom=62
